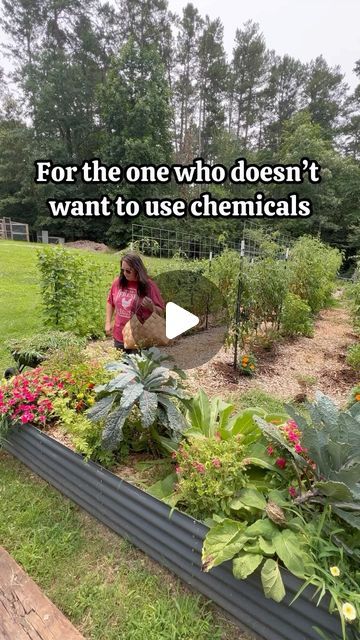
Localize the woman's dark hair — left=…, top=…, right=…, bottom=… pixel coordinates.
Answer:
left=119, top=252, right=149, bottom=296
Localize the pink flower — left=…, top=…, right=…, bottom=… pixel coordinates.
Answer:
left=287, top=432, right=299, bottom=443
left=194, top=462, right=206, bottom=474
left=287, top=419, right=298, bottom=429
left=212, top=458, right=221, bottom=468
left=295, top=443, right=305, bottom=454
left=175, top=466, right=182, bottom=474
left=266, top=446, right=274, bottom=456
left=275, top=457, right=287, bottom=469
left=289, top=486, right=297, bottom=498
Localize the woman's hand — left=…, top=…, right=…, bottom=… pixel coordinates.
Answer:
left=141, top=296, right=155, bottom=311
left=105, top=321, right=112, bottom=336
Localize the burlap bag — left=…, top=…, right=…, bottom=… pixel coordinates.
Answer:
left=123, top=312, right=169, bottom=349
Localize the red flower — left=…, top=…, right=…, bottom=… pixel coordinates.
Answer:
left=275, top=457, right=287, bottom=469
left=266, top=445, right=274, bottom=456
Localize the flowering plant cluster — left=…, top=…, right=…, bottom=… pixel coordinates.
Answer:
left=0, top=360, right=105, bottom=437
left=41, top=360, right=105, bottom=413
left=173, top=437, right=248, bottom=520
left=239, top=353, right=256, bottom=376
left=0, top=368, right=67, bottom=429
left=265, top=418, right=314, bottom=498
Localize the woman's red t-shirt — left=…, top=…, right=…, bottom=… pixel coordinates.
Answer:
left=107, top=278, right=165, bottom=342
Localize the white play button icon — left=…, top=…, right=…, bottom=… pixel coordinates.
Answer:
left=165, top=302, right=199, bottom=340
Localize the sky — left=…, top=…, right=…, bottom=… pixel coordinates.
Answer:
left=169, top=0, right=360, bottom=89
left=0, top=0, right=359, bottom=89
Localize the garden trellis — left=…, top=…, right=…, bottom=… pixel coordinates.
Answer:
left=131, top=222, right=291, bottom=261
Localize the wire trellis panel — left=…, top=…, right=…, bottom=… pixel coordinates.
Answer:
left=131, top=223, right=291, bottom=261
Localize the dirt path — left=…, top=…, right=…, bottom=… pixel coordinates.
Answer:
left=164, top=297, right=358, bottom=407
left=89, top=293, right=358, bottom=407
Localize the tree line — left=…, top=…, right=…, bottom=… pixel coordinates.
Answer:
left=0, top=0, right=359, bottom=261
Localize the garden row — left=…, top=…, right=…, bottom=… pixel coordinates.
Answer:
left=1, top=340, right=359, bottom=640
left=35, top=235, right=342, bottom=351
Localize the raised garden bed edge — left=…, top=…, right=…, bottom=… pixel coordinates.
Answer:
left=3, top=424, right=342, bottom=640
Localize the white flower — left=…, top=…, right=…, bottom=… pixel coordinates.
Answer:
left=342, top=602, right=357, bottom=622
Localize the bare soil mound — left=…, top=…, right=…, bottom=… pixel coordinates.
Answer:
left=65, top=240, right=109, bottom=252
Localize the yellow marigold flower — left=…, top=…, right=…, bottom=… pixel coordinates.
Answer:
left=242, top=356, right=249, bottom=364
left=250, top=364, right=255, bottom=370
left=342, top=602, right=357, bottom=622
left=330, top=566, right=340, bottom=577
left=355, top=393, right=360, bottom=401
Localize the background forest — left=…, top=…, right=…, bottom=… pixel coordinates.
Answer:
left=0, top=0, right=360, bottom=261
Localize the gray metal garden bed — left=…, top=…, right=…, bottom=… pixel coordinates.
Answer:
left=4, top=424, right=342, bottom=640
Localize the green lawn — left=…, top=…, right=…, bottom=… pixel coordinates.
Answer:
left=0, top=240, right=170, bottom=373
left=0, top=240, right=253, bottom=639
left=0, top=451, right=251, bottom=640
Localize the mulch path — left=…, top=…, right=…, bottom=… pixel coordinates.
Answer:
left=175, top=305, right=358, bottom=406
left=86, top=294, right=358, bottom=407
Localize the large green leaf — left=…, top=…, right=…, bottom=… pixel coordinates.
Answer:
left=226, top=408, right=264, bottom=443
left=258, top=536, right=275, bottom=555
left=157, top=395, right=187, bottom=438
left=230, top=487, right=266, bottom=512
left=261, top=559, right=286, bottom=602
left=185, top=389, right=211, bottom=436
left=119, top=382, right=144, bottom=409
left=102, top=406, right=131, bottom=450
left=245, top=519, right=278, bottom=540
left=86, top=395, right=114, bottom=422
left=273, top=529, right=310, bottom=578
left=310, top=391, right=340, bottom=432
left=139, top=390, right=158, bottom=428
left=202, top=520, right=247, bottom=571
left=107, top=371, right=137, bottom=392
left=333, top=507, right=360, bottom=530
left=148, top=473, right=177, bottom=500
left=233, top=553, right=263, bottom=580
left=315, top=480, right=354, bottom=502
left=157, top=386, right=188, bottom=399
left=145, top=367, right=171, bottom=389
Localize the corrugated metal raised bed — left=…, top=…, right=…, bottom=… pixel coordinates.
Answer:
left=4, top=424, right=342, bottom=640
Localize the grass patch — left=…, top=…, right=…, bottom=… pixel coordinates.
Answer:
left=228, top=388, right=287, bottom=414
left=0, top=240, right=171, bottom=373
left=0, top=452, right=252, bottom=640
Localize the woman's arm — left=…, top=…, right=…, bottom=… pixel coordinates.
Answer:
left=105, top=301, right=114, bottom=335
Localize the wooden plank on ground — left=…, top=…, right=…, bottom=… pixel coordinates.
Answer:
left=0, top=547, right=84, bottom=640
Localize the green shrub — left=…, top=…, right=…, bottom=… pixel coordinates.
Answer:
left=37, top=246, right=115, bottom=337
left=288, top=236, right=342, bottom=313
left=41, top=344, right=88, bottom=372
left=280, top=293, right=314, bottom=337
left=347, top=276, right=360, bottom=331
left=52, top=398, right=115, bottom=468
left=346, top=343, right=360, bottom=371
left=6, top=331, right=86, bottom=369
